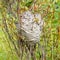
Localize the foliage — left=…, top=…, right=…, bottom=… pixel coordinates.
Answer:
left=0, top=0, right=60, bottom=60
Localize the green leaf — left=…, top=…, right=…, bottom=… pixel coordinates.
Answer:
left=25, top=0, right=33, bottom=7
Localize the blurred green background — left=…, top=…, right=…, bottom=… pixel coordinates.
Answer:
left=0, top=0, right=60, bottom=60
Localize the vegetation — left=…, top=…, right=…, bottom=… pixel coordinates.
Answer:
left=0, top=0, right=60, bottom=60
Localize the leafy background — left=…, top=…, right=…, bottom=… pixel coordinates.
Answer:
left=0, top=0, right=60, bottom=60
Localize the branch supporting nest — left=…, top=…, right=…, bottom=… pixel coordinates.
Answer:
left=18, top=39, right=38, bottom=60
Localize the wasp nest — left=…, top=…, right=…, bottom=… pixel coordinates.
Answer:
left=16, top=11, right=44, bottom=43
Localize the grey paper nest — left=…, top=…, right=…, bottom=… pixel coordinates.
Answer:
left=16, top=11, right=44, bottom=43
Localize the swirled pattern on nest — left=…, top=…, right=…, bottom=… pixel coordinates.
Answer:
left=16, top=11, right=44, bottom=43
